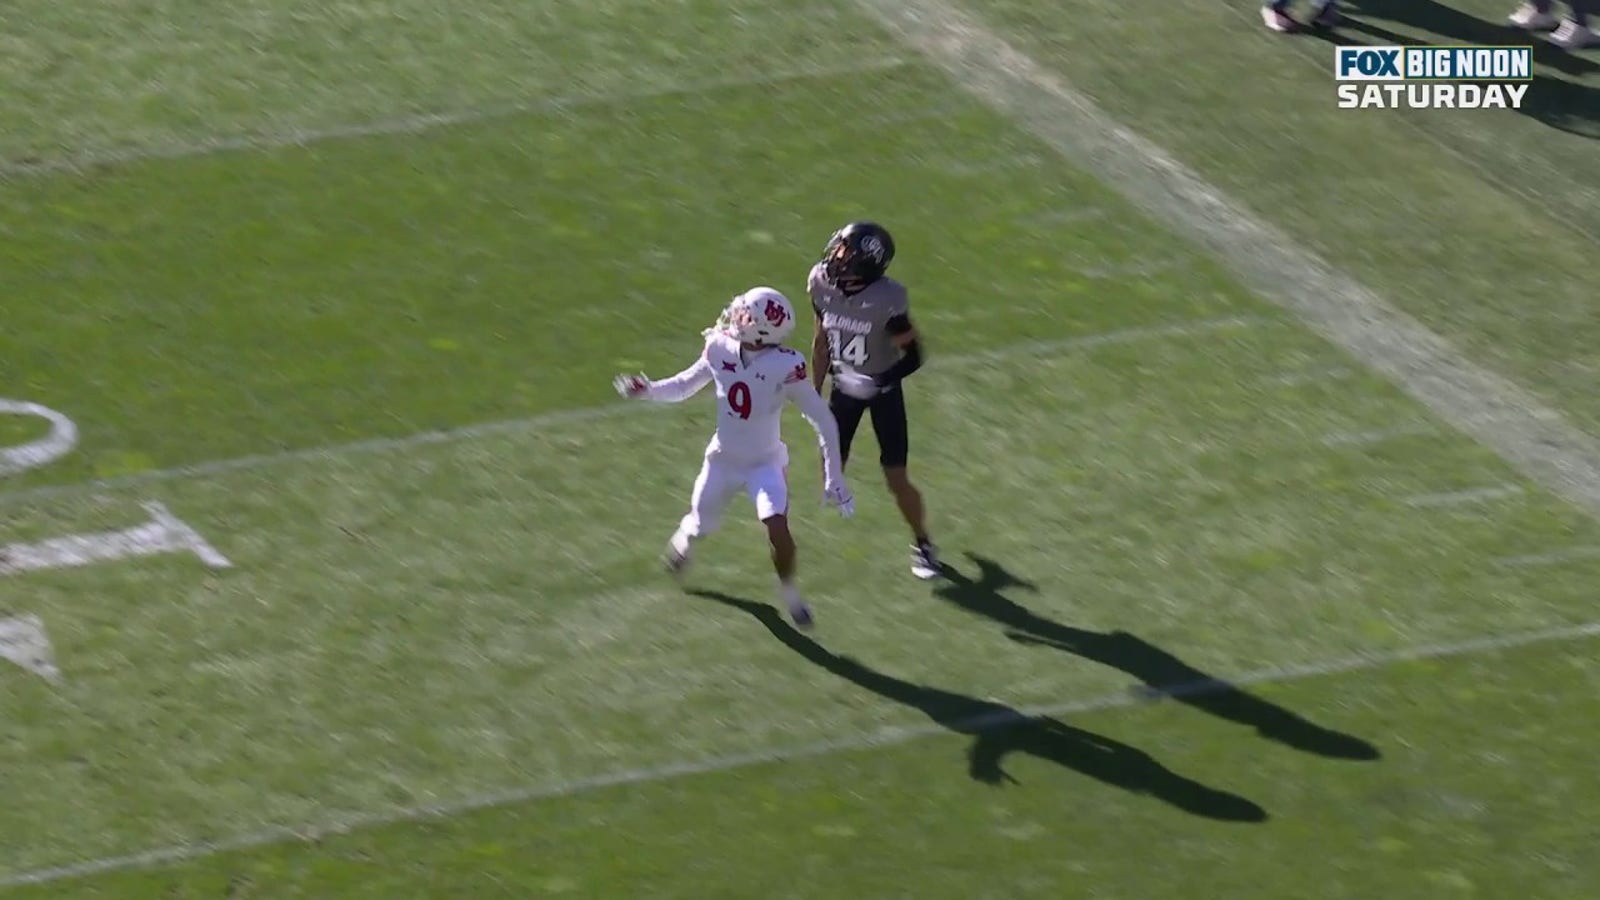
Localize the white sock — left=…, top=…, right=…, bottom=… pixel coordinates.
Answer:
left=670, top=528, right=693, bottom=557
left=778, top=579, right=802, bottom=607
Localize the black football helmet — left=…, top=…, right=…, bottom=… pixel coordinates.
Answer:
left=820, top=221, right=895, bottom=293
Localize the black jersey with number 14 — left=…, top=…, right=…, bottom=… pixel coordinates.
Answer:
left=807, top=262, right=911, bottom=378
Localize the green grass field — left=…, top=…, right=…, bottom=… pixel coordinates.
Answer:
left=2, top=0, right=1598, bottom=895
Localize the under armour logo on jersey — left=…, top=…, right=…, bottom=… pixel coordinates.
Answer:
left=721, top=361, right=738, bottom=372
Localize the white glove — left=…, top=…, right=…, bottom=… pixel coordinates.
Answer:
left=823, top=480, right=855, bottom=518
left=613, top=373, right=649, bottom=399
left=832, top=370, right=882, bottom=400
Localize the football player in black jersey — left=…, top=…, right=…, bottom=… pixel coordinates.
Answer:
left=807, top=222, right=941, bottom=579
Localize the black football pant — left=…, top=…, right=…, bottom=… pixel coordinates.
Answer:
left=829, top=386, right=910, bottom=469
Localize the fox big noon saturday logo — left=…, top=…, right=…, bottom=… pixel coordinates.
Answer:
left=1336, top=45, right=1532, bottom=109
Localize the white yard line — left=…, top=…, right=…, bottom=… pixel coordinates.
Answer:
left=1494, top=547, right=1600, bottom=568
left=1321, top=425, right=1434, bottom=448
left=4, top=615, right=1597, bottom=889
left=0, top=316, right=1259, bottom=508
left=847, top=0, right=1600, bottom=526
left=1270, top=365, right=1354, bottom=387
left=1403, top=484, right=1524, bottom=508
left=0, top=58, right=908, bottom=180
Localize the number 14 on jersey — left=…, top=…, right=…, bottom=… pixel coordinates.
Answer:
left=827, top=329, right=868, bottom=367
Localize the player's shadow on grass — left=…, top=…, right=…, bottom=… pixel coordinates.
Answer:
left=1321, top=0, right=1600, bottom=138
left=935, top=555, right=1380, bottom=762
left=693, top=589, right=1267, bottom=823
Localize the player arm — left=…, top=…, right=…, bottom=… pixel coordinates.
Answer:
left=810, top=303, right=831, bottom=394
left=642, top=354, right=713, bottom=403
left=873, top=313, right=924, bottom=387
left=783, top=370, right=845, bottom=483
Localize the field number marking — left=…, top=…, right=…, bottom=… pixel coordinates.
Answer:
left=0, top=400, right=230, bottom=683
left=0, top=501, right=233, bottom=576
left=0, top=399, right=78, bottom=476
left=0, top=615, right=60, bottom=684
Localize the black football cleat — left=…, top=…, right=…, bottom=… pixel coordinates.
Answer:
left=1261, top=4, right=1298, bottom=32
left=788, top=600, right=815, bottom=630
left=911, top=541, right=942, bottom=580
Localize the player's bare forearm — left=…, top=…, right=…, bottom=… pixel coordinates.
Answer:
left=810, top=325, right=830, bottom=394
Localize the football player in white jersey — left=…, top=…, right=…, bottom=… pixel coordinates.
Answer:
left=613, top=287, right=853, bottom=627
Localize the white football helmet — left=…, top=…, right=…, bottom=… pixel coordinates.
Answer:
left=713, top=287, right=796, bottom=346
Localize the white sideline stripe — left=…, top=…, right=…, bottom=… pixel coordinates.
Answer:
left=5, top=617, right=1598, bottom=889
left=0, top=316, right=1259, bottom=508
left=1494, top=547, right=1600, bottom=567
left=1403, top=484, right=1524, bottom=508
left=0, top=58, right=908, bottom=180
left=850, top=0, right=1600, bottom=526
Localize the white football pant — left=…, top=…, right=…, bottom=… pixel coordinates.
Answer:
left=678, top=454, right=790, bottom=539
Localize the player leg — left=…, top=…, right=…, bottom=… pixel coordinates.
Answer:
left=749, top=464, right=812, bottom=628
left=828, top=388, right=870, bottom=470
left=868, top=388, right=940, bottom=580
left=1508, top=1, right=1559, bottom=30
left=666, top=453, right=741, bottom=576
left=1260, top=0, right=1296, bottom=32
left=1550, top=0, right=1595, bottom=47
